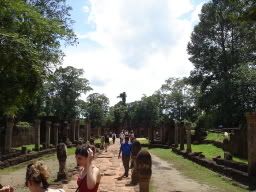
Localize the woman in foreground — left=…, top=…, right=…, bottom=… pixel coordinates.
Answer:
left=75, top=145, right=101, bottom=192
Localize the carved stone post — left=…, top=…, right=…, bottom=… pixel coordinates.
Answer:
left=57, top=143, right=67, bottom=180
left=131, top=140, right=142, bottom=185
left=136, top=150, right=152, bottom=192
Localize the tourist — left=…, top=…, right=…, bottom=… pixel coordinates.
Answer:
left=119, top=131, right=124, bottom=144
left=112, top=132, right=116, bottom=144
left=75, top=145, right=101, bottom=192
left=118, top=136, right=132, bottom=178
left=104, top=133, right=110, bottom=152
left=25, top=161, right=65, bottom=192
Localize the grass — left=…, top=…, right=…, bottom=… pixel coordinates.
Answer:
left=148, top=148, right=248, bottom=192
left=192, top=144, right=224, bottom=159
left=14, top=144, right=42, bottom=151
left=192, top=144, right=248, bottom=164
left=206, top=132, right=225, bottom=142
left=136, top=138, right=149, bottom=144
left=67, top=147, right=76, bottom=156
left=95, top=138, right=101, bottom=144
left=0, top=153, right=56, bottom=174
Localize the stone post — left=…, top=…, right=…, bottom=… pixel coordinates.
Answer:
left=45, top=121, right=51, bottom=148
left=179, top=122, right=185, bottom=151
left=136, top=150, right=152, bottom=192
left=131, top=140, right=142, bottom=185
left=70, top=119, right=76, bottom=142
left=246, top=112, right=256, bottom=177
left=4, top=116, right=14, bottom=153
left=185, top=122, right=192, bottom=153
left=174, top=121, right=179, bottom=148
left=57, top=143, right=67, bottom=180
left=53, top=123, right=59, bottom=146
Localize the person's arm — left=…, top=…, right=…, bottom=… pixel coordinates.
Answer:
left=86, top=149, right=100, bottom=190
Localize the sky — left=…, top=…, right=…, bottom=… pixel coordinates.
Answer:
left=63, top=0, right=208, bottom=106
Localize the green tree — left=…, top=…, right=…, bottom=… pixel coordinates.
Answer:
left=0, top=0, right=76, bottom=116
left=159, top=78, right=197, bottom=121
left=84, top=93, right=110, bottom=128
left=187, top=0, right=256, bottom=127
left=45, top=66, right=91, bottom=120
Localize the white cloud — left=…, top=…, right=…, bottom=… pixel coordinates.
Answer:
left=63, top=0, right=205, bottom=105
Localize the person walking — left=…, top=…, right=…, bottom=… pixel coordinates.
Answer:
left=112, top=132, right=116, bottom=144
left=118, top=136, right=132, bottom=178
left=119, top=131, right=124, bottom=144
left=104, top=134, right=110, bottom=152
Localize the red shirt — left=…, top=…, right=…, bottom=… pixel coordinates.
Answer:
left=77, top=176, right=99, bottom=192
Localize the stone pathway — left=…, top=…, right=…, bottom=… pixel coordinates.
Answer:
left=0, top=141, right=214, bottom=192
left=64, top=141, right=213, bottom=192
left=63, top=143, right=139, bottom=192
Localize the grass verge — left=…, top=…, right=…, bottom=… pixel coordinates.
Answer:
left=136, top=138, right=149, bottom=144
left=191, top=144, right=248, bottom=164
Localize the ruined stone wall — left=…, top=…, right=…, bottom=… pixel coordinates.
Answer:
left=12, top=125, right=34, bottom=147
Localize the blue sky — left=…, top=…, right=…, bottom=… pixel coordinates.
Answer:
left=63, top=0, right=208, bottom=105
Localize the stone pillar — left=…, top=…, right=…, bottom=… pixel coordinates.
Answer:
left=174, top=121, right=179, bottom=148
left=70, top=119, right=76, bottom=142
left=87, top=121, right=91, bottom=141
left=246, top=112, right=256, bottom=177
left=4, top=116, right=14, bottom=153
left=34, top=119, right=41, bottom=151
left=136, top=150, right=152, bottom=192
left=45, top=121, right=51, bottom=148
left=61, top=121, right=67, bottom=142
left=53, top=123, right=59, bottom=146
left=179, top=122, right=185, bottom=151
left=185, top=122, right=192, bottom=153
left=75, top=119, right=80, bottom=141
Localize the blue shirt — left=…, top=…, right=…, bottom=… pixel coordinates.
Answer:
left=121, top=143, right=132, bottom=156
